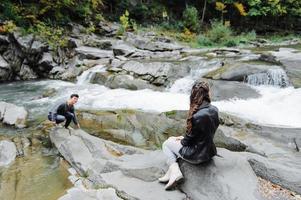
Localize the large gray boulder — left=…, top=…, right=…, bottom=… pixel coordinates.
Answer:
left=0, top=140, right=17, bottom=166
left=75, top=46, right=114, bottom=60
left=105, top=74, right=162, bottom=91
left=82, top=35, right=114, bottom=50
left=50, top=128, right=262, bottom=200
left=205, top=62, right=283, bottom=82
left=248, top=155, right=301, bottom=194
left=207, top=79, right=260, bottom=101
left=271, top=48, right=301, bottom=88
left=0, top=55, right=11, bottom=81
left=125, top=33, right=184, bottom=52
left=0, top=101, right=28, bottom=128
left=78, top=109, right=247, bottom=151
left=114, top=60, right=190, bottom=86
left=77, top=109, right=186, bottom=148
left=180, top=148, right=262, bottom=200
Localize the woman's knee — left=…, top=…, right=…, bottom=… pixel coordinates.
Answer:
left=162, top=137, right=175, bottom=148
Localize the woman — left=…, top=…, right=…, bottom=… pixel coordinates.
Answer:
left=159, top=81, right=219, bottom=190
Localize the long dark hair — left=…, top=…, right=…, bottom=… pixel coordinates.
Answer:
left=186, top=81, right=211, bottom=133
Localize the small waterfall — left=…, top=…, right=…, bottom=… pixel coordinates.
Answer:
left=246, top=68, right=289, bottom=87
left=77, top=65, right=105, bottom=85
left=168, top=60, right=221, bottom=93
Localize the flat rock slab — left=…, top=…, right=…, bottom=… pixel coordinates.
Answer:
left=0, top=101, right=28, bottom=128
left=0, top=140, right=17, bottom=166
left=51, top=128, right=263, bottom=200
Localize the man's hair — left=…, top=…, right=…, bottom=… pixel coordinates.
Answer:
left=70, top=94, right=79, bottom=98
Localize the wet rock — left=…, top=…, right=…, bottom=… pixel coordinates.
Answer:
left=59, top=188, right=123, bottom=200
left=77, top=109, right=185, bottom=148
left=96, top=21, right=120, bottom=36
left=120, top=60, right=189, bottom=86
left=75, top=46, right=113, bottom=60
left=205, top=62, right=282, bottom=82
left=0, top=140, right=17, bottom=166
left=38, top=52, right=57, bottom=75
left=0, top=35, right=9, bottom=53
left=125, top=33, right=183, bottom=52
left=105, top=74, right=161, bottom=91
left=0, top=55, right=11, bottom=81
left=214, top=128, right=247, bottom=152
left=271, top=48, right=301, bottom=88
left=180, top=148, right=262, bottom=200
left=50, top=129, right=262, bottom=200
left=112, top=43, right=137, bottom=57
left=0, top=101, right=28, bottom=128
left=248, top=155, right=301, bottom=194
left=42, top=88, right=57, bottom=98
left=19, top=63, right=38, bottom=80
left=207, top=79, right=260, bottom=101
left=82, top=35, right=114, bottom=49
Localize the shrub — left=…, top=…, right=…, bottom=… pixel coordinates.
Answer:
left=207, top=20, right=232, bottom=43
left=197, top=35, right=213, bottom=47
left=183, top=6, right=200, bottom=33
left=0, top=20, right=17, bottom=33
left=34, top=22, right=67, bottom=51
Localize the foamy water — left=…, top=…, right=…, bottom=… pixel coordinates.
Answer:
left=214, top=86, right=301, bottom=128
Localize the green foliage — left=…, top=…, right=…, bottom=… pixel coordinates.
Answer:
left=183, top=6, right=200, bottom=33
left=197, top=35, right=213, bottom=47
left=0, top=20, right=17, bottom=33
left=207, top=20, right=232, bottom=43
left=120, top=10, right=130, bottom=31
left=33, top=22, right=67, bottom=51
left=0, top=0, right=103, bottom=27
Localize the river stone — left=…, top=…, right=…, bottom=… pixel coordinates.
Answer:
left=214, top=128, right=247, bottom=152
left=59, top=188, right=123, bottom=200
left=0, top=101, right=28, bottom=128
left=105, top=74, right=161, bottom=91
left=0, top=140, right=17, bottom=166
left=0, top=55, right=11, bottom=81
left=248, top=154, right=301, bottom=194
left=82, top=36, right=114, bottom=50
left=50, top=128, right=262, bottom=200
left=38, top=52, right=56, bottom=73
left=207, top=79, right=260, bottom=101
left=75, top=46, right=113, bottom=60
left=204, top=62, right=282, bottom=81
left=0, top=35, right=9, bottom=53
left=125, top=33, right=183, bottom=52
left=112, top=43, right=137, bottom=57
left=120, top=60, right=189, bottom=86
left=180, top=148, right=262, bottom=200
left=19, top=63, right=38, bottom=80
left=77, top=109, right=185, bottom=148
left=271, top=48, right=301, bottom=88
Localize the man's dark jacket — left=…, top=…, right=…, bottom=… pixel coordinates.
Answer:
left=179, top=101, right=219, bottom=164
left=55, top=102, right=78, bottom=124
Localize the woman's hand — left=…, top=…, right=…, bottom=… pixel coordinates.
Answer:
left=175, top=136, right=184, bottom=141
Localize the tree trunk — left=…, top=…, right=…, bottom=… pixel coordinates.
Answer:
left=201, top=0, right=207, bottom=24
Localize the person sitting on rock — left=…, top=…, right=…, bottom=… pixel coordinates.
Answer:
left=48, top=94, right=80, bottom=129
left=159, top=81, right=219, bottom=190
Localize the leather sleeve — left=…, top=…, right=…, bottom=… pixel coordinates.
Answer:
left=181, top=116, right=200, bottom=146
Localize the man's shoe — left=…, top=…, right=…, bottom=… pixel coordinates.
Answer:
left=65, top=126, right=74, bottom=130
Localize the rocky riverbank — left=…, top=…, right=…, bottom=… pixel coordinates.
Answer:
left=1, top=25, right=301, bottom=200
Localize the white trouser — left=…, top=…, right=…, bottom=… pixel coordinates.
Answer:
left=162, top=137, right=183, bottom=165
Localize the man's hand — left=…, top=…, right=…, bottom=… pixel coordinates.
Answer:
left=76, top=123, right=80, bottom=129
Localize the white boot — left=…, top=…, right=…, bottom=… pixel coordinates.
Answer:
left=158, top=166, right=172, bottom=183
left=165, top=162, right=183, bottom=190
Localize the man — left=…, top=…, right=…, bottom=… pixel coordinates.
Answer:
left=48, top=94, right=80, bottom=129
